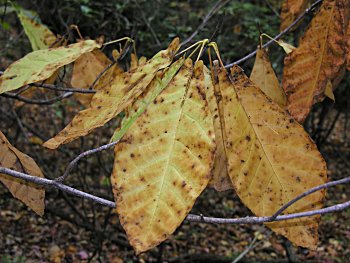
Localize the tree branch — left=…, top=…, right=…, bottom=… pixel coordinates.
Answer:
left=1, top=91, right=73, bottom=105
left=1, top=166, right=349, bottom=225
left=224, top=0, right=323, bottom=68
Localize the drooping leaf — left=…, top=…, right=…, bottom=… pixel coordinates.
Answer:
left=16, top=8, right=57, bottom=50
left=70, top=49, right=118, bottom=107
left=0, top=40, right=102, bottom=94
left=217, top=65, right=327, bottom=249
left=205, top=63, right=232, bottom=192
left=110, top=57, right=185, bottom=142
left=280, top=0, right=310, bottom=31
left=43, top=38, right=180, bottom=149
left=0, top=131, right=45, bottom=216
left=276, top=40, right=296, bottom=54
left=111, top=59, right=215, bottom=253
left=282, top=0, right=348, bottom=122
left=251, top=47, right=286, bottom=108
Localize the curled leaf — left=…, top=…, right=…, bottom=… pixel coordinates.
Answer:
left=0, top=131, right=45, bottom=216
left=218, top=65, right=327, bottom=249
left=112, top=59, right=215, bottom=253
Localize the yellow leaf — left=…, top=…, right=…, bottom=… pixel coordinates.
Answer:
left=282, top=0, right=348, bottom=122
left=0, top=131, right=45, bottom=216
left=130, top=53, right=139, bottom=71
left=251, top=47, right=286, bottom=108
left=205, top=62, right=232, bottom=192
left=43, top=38, right=180, bottom=149
left=0, top=40, right=101, bottom=94
left=218, top=65, right=327, bottom=249
left=276, top=40, right=296, bottom=54
left=71, top=49, right=117, bottom=107
left=111, top=59, right=215, bottom=253
left=324, top=80, right=335, bottom=101
left=280, top=0, right=310, bottom=31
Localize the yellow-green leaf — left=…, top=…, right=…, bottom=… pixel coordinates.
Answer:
left=43, top=38, right=180, bottom=149
left=16, top=9, right=57, bottom=50
left=0, top=131, right=45, bottom=216
left=251, top=47, right=286, bottom=108
left=282, top=0, right=348, bottom=122
left=111, top=59, right=215, bottom=253
left=218, top=65, right=327, bottom=249
left=0, top=40, right=101, bottom=94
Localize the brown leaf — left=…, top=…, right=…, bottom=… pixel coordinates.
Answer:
left=280, top=0, right=310, bottom=31
left=0, top=131, right=45, bottom=216
left=282, top=0, right=348, bottom=122
left=250, top=47, right=286, bottom=108
left=205, top=63, right=232, bottom=192
left=217, top=65, right=327, bottom=249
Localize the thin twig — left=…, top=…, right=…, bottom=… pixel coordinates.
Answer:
left=181, top=0, right=231, bottom=46
left=1, top=91, right=73, bottom=105
left=224, top=0, right=323, bottom=68
left=31, top=82, right=96, bottom=94
left=0, top=167, right=349, bottom=225
left=57, top=141, right=119, bottom=182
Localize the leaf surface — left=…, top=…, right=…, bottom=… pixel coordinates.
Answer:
left=111, top=59, right=215, bottom=253
left=0, top=40, right=101, bottom=94
left=71, top=49, right=117, bottom=107
left=251, top=48, right=286, bottom=108
left=43, top=38, right=180, bottom=149
left=0, top=131, right=45, bottom=216
left=282, top=0, right=348, bottom=122
left=280, top=0, right=310, bottom=31
left=218, top=65, right=327, bottom=249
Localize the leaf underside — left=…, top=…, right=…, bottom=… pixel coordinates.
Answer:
left=218, top=65, right=327, bottom=249
left=111, top=59, right=215, bottom=253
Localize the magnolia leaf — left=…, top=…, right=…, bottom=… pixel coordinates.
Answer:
left=43, top=38, right=180, bottom=149
left=282, top=0, right=348, bottom=122
left=111, top=59, right=215, bottom=253
left=16, top=9, right=57, bottom=51
left=205, top=63, right=232, bottom=192
left=110, top=57, right=185, bottom=142
left=280, top=0, right=310, bottom=31
left=0, top=131, right=45, bottom=216
left=71, top=49, right=117, bottom=107
left=0, top=40, right=101, bottom=94
left=251, top=47, right=286, bottom=108
left=217, top=65, right=327, bottom=249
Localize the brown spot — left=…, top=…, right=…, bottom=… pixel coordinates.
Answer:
left=245, top=135, right=251, bottom=141
left=181, top=181, right=186, bottom=187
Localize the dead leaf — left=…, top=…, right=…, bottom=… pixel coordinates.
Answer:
left=217, top=65, right=327, bottom=249
left=111, top=59, right=215, bottom=253
left=251, top=47, right=286, bottom=108
left=280, top=0, right=310, bottom=31
left=205, top=63, right=232, bottom=192
left=282, top=0, right=348, bottom=122
left=0, top=131, right=45, bottom=216
left=43, top=38, right=180, bottom=149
